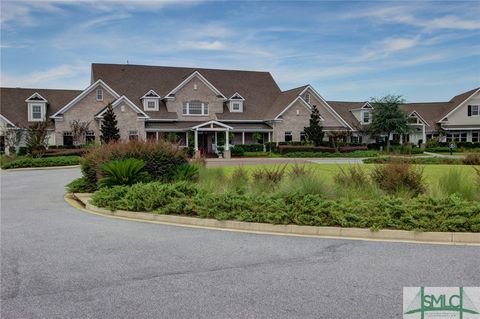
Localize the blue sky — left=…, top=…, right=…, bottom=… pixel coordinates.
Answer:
left=1, top=0, right=479, bottom=102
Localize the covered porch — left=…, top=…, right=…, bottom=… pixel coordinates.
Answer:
left=145, top=120, right=273, bottom=158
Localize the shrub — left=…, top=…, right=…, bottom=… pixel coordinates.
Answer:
left=277, top=145, right=336, bottom=154
left=371, top=162, right=425, bottom=196
left=17, top=147, right=28, bottom=156
left=66, top=177, right=96, bottom=193
left=99, top=159, right=151, bottom=188
left=338, top=146, right=368, bottom=152
left=81, top=140, right=187, bottom=186
left=173, top=164, right=200, bottom=182
left=229, top=166, right=250, bottom=193
left=265, top=142, right=277, bottom=152
left=233, top=144, right=264, bottom=152
left=91, top=183, right=480, bottom=232
left=231, top=145, right=245, bottom=156
left=463, top=153, right=480, bottom=165
left=284, top=150, right=378, bottom=158
left=364, top=157, right=463, bottom=165
left=288, top=163, right=312, bottom=179
left=425, top=147, right=460, bottom=153
left=333, top=165, right=369, bottom=188
left=252, top=165, right=286, bottom=184
left=1, top=156, right=81, bottom=169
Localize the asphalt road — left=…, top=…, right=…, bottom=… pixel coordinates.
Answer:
left=1, top=168, right=479, bottom=319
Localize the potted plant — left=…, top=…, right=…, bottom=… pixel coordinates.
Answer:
left=217, top=145, right=224, bottom=158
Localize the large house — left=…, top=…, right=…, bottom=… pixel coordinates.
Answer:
left=1, top=63, right=479, bottom=157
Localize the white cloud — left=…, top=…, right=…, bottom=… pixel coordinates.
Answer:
left=178, top=40, right=225, bottom=50
left=0, top=63, right=90, bottom=89
left=343, top=4, right=480, bottom=31
left=357, top=37, right=419, bottom=61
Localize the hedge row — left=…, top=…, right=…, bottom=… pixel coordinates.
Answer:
left=91, top=182, right=480, bottom=232
left=1, top=156, right=81, bottom=169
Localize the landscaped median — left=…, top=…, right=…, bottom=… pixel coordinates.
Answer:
left=1, top=155, right=81, bottom=169
left=69, top=192, right=480, bottom=245
left=65, top=140, right=480, bottom=245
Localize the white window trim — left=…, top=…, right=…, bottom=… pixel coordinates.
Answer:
left=471, top=105, right=480, bottom=117
left=28, top=102, right=46, bottom=122
left=230, top=101, right=243, bottom=112
left=96, top=88, right=104, bottom=101
left=361, top=110, right=371, bottom=124
left=183, top=101, right=208, bottom=116
left=143, top=98, right=159, bottom=111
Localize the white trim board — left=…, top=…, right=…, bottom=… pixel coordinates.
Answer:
left=141, top=89, right=161, bottom=99
left=96, top=96, right=150, bottom=119
left=439, top=88, right=480, bottom=122
left=25, top=92, right=47, bottom=102
left=409, top=111, right=430, bottom=127
left=229, top=92, right=245, bottom=101
left=274, top=96, right=318, bottom=120
left=0, top=114, right=16, bottom=127
left=298, top=85, right=354, bottom=130
left=51, top=80, right=121, bottom=118
left=191, top=120, right=233, bottom=130
left=165, top=71, right=227, bottom=100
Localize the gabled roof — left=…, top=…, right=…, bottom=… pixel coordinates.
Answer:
left=51, top=79, right=120, bottom=118
left=25, top=92, right=47, bottom=102
left=96, top=96, right=150, bottom=119
left=92, top=63, right=281, bottom=121
left=274, top=96, right=313, bottom=120
left=326, top=101, right=366, bottom=129
left=229, top=92, right=245, bottom=101
left=0, top=87, right=82, bottom=127
left=165, top=71, right=227, bottom=99
left=141, top=89, right=161, bottom=99
left=264, top=85, right=308, bottom=120
left=440, top=87, right=480, bottom=122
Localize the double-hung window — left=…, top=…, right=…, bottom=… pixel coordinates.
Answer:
left=471, top=105, right=479, bottom=116
left=129, top=130, right=139, bottom=141
left=362, top=110, right=370, bottom=124
left=96, top=89, right=103, bottom=101
left=31, top=105, right=42, bottom=120
left=183, top=101, right=208, bottom=115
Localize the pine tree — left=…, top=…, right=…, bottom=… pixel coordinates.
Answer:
left=304, top=105, right=324, bottom=146
left=100, top=104, right=120, bottom=143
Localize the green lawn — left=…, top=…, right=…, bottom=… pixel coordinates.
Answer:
left=215, top=163, right=479, bottom=188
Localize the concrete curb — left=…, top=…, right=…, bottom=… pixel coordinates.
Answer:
left=68, top=193, right=480, bottom=246
left=1, top=165, right=80, bottom=172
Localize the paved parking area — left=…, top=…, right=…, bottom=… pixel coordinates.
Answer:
left=1, top=167, right=479, bottom=319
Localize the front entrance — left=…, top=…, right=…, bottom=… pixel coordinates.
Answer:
left=198, top=132, right=214, bottom=156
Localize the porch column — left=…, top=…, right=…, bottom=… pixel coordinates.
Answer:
left=185, top=131, right=189, bottom=147
left=215, top=131, right=218, bottom=146
left=268, top=132, right=271, bottom=143
left=242, top=132, right=245, bottom=144
left=422, top=124, right=426, bottom=145
left=225, top=130, right=229, bottom=150
left=156, top=132, right=159, bottom=142
left=194, top=129, right=198, bottom=151
left=399, top=134, right=403, bottom=145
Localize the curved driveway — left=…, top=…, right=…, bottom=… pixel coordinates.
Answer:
left=1, top=168, right=479, bottom=319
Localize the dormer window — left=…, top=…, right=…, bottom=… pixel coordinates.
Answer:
left=96, top=89, right=103, bottom=101
left=25, top=92, right=47, bottom=122
left=141, top=90, right=161, bottom=111
left=228, top=92, right=245, bottom=112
